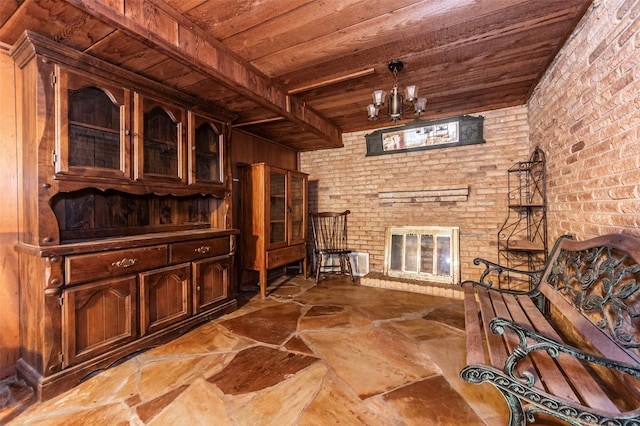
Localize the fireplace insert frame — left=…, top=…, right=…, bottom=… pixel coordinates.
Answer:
left=383, top=226, right=460, bottom=285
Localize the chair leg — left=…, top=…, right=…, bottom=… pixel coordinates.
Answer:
left=344, top=254, right=354, bottom=282
left=315, top=253, right=322, bottom=284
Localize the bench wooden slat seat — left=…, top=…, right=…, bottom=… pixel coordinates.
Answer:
left=461, top=233, right=640, bottom=425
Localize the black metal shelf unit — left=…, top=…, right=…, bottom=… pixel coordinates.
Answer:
left=497, top=146, right=547, bottom=290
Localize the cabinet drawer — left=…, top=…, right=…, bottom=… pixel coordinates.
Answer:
left=66, top=245, right=168, bottom=285
left=171, top=237, right=230, bottom=263
left=266, top=244, right=306, bottom=269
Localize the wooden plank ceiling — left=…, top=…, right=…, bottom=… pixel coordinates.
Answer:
left=0, top=0, right=592, bottom=151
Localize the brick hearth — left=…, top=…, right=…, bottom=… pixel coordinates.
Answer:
left=359, top=272, right=463, bottom=299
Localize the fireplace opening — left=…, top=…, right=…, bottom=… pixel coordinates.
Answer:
left=384, top=226, right=460, bottom=285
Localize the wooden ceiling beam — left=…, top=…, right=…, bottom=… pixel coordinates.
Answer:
left=63, top=0, right=343, bottom=147
left=287, top=68, right=376, bottom=95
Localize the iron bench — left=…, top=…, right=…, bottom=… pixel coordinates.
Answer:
left=460, top=233, right=640, bottom=425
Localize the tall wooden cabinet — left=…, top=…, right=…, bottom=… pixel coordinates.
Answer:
left=240, top=163, right=308, bottom=298
left=11, top=32, right=238, bottom=400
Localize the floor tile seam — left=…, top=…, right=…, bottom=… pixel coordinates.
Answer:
left=386, top=304, right=466, bottom=327
left=282, top=334, right=321, bottom=358
left=288, top=364, right=330, bottom=425
left=289, top=336, right=334, bottom=375
left=130, top=351, right=237, bottom=405
left=362, top=391, right=406, bottom=424
left=125, top=403, right=147, bottom=426
left=266, top=294, right=308, bottom=304
left=134, top=383, right=201, bottom=425
left=18, top=384, right=131, bottom=422
left=294, top=303, right=315, bottom=330
left=295, top=314, right=437, bottom=334
left=212, top=340, right=322, bottom=361
left=221, top=303, right=278, bottom=318
left=300, top=362, right=394, bottom=417
left=133, top=367, right=236, bottom=425
left=100, top=357, right=146, bottom=402
left=422, top=347, right=503, bottom=426
left=10, top=399, right=132, bottom=425
left=365, top=308, right=447, bottom=327
left=367, top=371, right=445, bottom=403
left=314, top=369, right=408, bottom=426
left=139, top=334, right=319, bottom=360
left=213, top=362, right=330, bottom=422
left=137, top=346, right=247, bottom=360
left=292, top=327, right=446, bottom=401
left=130, top=356, right=146, bottom=407
left=420, top=318, right=467, bottom=335
left=290, top=332, right=435, bottom=410
left=296, top=323, right=379, bottom=335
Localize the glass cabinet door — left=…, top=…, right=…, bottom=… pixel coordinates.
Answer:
left=268, top=170, right=287, bottom=247
left=56, top=66, right=131, bottom=179
left=289, top=172, right=307, bottom=245
left=189, top=112, right=222, bottom=185
left=135, top=94, right=185, bottom=182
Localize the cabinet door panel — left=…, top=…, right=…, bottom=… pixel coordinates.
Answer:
left=62, top=276, right=137, bottom=367
left=140, top=263, right=191, bottom=336
left=134, top=94, right=186, bottom=183
left=56, top=66, right=131, bottom=179
left=193, top=256, right=230, bottom=313
left=288, top=172, right=307, bottom=245
left=189, top=112, right=223, bottom=185
left=267, top=169, right=287, bottom=249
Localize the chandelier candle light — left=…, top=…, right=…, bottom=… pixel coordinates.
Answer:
left=367, top=60, right=427, bottom=123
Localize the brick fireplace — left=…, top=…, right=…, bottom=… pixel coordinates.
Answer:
left=300, top=106, right=531, bottom=288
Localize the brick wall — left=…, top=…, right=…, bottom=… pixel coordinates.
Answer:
left=529, top=0, right=640, bottom=242
left=300, top=106, right=531, bottom=281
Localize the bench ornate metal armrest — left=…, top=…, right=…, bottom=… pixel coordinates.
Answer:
left=466, top=257, right=545, bottom=292
left=461, top=317, right=640, bottom=425
left=466, top=235, right=574, bottom=295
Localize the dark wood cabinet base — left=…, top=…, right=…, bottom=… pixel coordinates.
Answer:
left=17, top=299, right=236, bottom=401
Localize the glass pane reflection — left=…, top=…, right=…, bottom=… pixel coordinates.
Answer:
left=405, top=234, right=418, bottom=272
left=390, top=234, right=403, bottom=270
left=437, top=236, right=451, bottom=275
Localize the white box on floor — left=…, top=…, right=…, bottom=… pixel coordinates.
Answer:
left=315, top=252, right=369, bottom=277
left=349, top=252, right=369, bottom=277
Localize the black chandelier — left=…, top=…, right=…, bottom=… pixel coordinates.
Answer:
left=367, top=60, right=427, bottom=123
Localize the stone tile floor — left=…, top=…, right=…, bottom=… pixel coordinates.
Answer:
left=0, top=274, right=510, bottom=425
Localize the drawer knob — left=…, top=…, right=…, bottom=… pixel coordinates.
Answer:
left=195, top=246, right=211, bottom=254
left=112, top=258, right=138, bottom=268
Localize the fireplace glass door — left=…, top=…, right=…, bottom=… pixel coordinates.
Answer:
left=385, top=226, right=459, bottom=284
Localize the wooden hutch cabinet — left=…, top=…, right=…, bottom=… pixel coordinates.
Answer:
left=11, top=31, right=239, bottom=400
left=240, top=163, right=308, bottom=298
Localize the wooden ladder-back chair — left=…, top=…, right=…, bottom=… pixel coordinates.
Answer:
left=309, top=210, right=354, bottom=284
